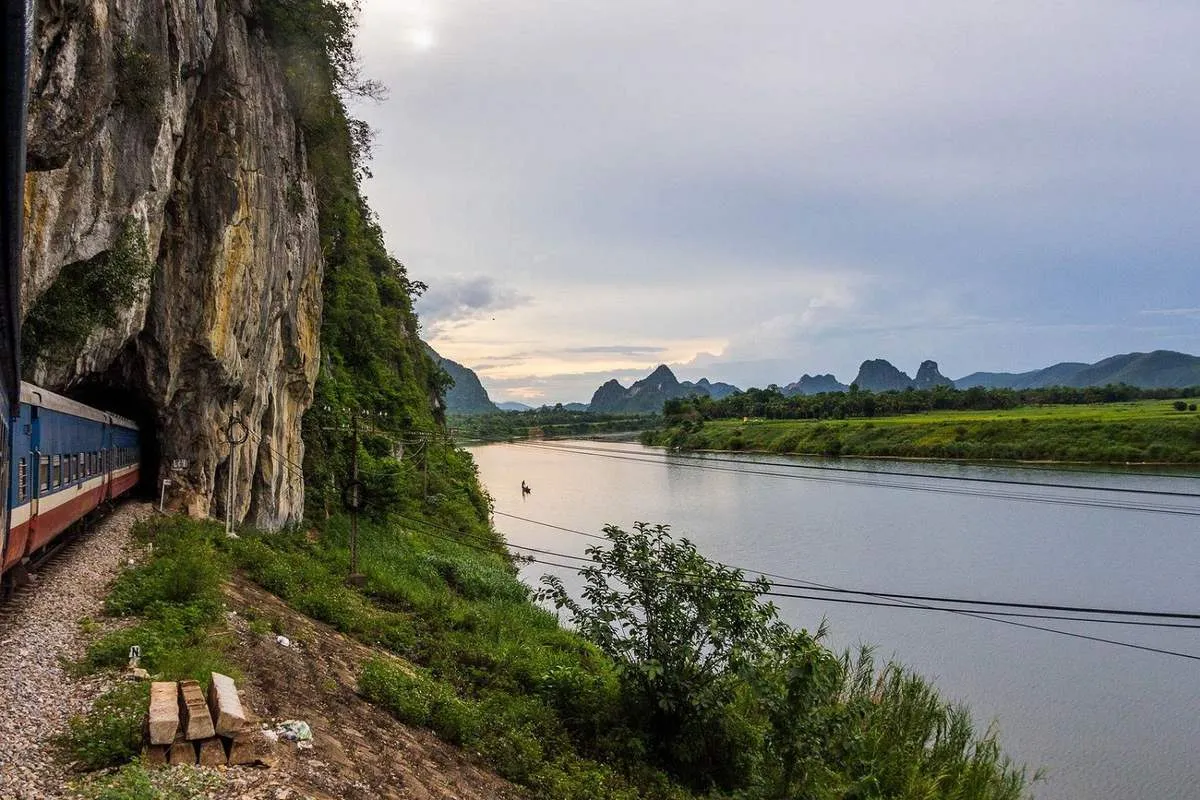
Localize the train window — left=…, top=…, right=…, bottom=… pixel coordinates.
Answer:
left=18, top=458, right=26, bottom=503
left=40, top=456, right=49, bottom=491
left=52, top=455, right=61, bottom=488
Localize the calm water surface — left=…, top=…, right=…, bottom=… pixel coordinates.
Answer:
left=470, top=440, right=1200, bottom=800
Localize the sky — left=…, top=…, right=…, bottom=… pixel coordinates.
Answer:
left=352, top=1, right=1200, bottom=405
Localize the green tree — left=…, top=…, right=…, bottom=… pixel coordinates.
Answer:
left=538, top=522, right=779, bottom=789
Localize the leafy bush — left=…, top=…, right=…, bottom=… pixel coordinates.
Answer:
left=56, top=683, right=147, bottom=770
left=538, top=522, right=779, bottom=790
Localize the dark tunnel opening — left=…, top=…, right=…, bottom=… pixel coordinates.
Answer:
left=63, top=376, right=161, bottom=498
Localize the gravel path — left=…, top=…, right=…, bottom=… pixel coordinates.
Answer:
left=0, top=502, right=151, bottom=799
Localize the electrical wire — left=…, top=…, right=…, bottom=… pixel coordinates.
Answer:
left=461, top=429, right=1200, bottom=481
left=388, top=512, right=1200, bottom=660
left=492, top=510, right=1200, bottom=620
left=502, top=440, right=1200, bottom=517
left=526, top=440, right=1200, bottom=498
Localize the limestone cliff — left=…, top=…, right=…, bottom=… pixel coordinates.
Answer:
left=912, top=360, right=952, bottom=389
left=22, top=0, right=322, bottom=528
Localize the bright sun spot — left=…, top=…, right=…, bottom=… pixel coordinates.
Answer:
left=409, top=27, right=436, bottom=51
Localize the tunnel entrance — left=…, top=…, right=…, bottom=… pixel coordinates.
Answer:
left=63, top=375, right=161, bottom=498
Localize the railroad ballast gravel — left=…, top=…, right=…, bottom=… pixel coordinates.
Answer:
left=0, top=502, right=152, bottom=799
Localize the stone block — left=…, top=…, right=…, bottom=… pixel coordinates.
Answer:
left=142, top=744, right=169, bottom=766
left=168, top=740, right=196, bottom=765
left=180, top=679, right=216, bottom=740
left=196, top=736, right=226, bottom=766
left=148, top=681, right=179, bottom=745
left=226, top=729, right=276, bottom=767
left=206, top=672, right=248, bottom=735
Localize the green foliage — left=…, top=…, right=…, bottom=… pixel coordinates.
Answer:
left=113, top=36, right=166, bottom=117
left=104, top=525, right=225, bottom=616
left=85, top=516, right=235, bottom=682
left=537, top=524, right=1029, bottom=800
left=56, top=683, right=148, bottom=770
left=22, top=216, right=153, bottom=376
left=233, top=517, right=681, bottom=800
left=72, top=762, right=223, bottom=800
left=450, top=408, right=660, bottom=443
left=663, top=383, right=1200, bottom=425
left=539, top=522, right=778, bottom=790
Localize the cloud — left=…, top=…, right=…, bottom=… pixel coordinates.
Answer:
left=356, top=1, right=1200, bottom=401
left=415, top=275, right=530, bottom=332
left=563, top=345, right=666, bottom=356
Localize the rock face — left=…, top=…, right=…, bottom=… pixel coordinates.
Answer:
left=851, top=360, right=914, bottom=392
left=22, top=0, right=322, bottom=527
left=912, top=360, right=952, bottom=389
left=588, top=379, right=629, bottom=412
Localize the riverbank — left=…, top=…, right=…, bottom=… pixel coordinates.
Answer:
left=644, top=401, right=1200, bottom=463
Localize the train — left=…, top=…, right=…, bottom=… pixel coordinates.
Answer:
left=2, top=383, right=141, bottom=578
left=0, top=2, right=140, bottom=586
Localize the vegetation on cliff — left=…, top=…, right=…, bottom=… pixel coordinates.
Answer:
left=21, top=215, right=153, bottom=377
left=255, top=0, right=470, bottom=519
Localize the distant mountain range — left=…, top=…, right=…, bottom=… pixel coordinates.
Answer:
left=434, top=348, right=1200, bottom=416
left=954, top=351, right=1200, bottom=390
left=589, top=365, right=741, bottom=413
left=425, top=345, right=499, bottom=414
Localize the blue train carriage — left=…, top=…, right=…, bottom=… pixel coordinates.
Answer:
left=2, top=383, right=140, bottom=574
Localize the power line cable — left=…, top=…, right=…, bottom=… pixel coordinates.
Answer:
left=389, top=513, right=1200, bottom=660
left=535, top=440, right=1200, bottom=498
left=460, top=427, right=1200, bottom=481
left=504, top=441, right=1200, bottom=517
left=493, top=511, right=1200, bottom=621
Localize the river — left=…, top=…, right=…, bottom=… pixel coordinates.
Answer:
left=470, top=439, right=1200, bottom=800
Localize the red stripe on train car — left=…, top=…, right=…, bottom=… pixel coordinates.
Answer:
left=25, top=484, right=106, bottom=554
left=3, top=519, right=30, bottom=571
left=110, top=469, right=140, bottom=499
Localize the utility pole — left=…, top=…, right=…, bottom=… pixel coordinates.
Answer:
left=224, top=413, right=247, bottom=537
left=347, top=408, right=365, bottom=587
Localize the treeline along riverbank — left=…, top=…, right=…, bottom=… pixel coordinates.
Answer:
left=647, top=386, right=1200, bottom=463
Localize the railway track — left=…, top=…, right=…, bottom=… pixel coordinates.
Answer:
left=0, top=502, right=121, bottom=613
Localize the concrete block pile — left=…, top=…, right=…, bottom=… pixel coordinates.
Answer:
left=144, top=673, right=273, bottom=766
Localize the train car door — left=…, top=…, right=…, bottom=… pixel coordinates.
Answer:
left=16, top=399, right=42, bottom=568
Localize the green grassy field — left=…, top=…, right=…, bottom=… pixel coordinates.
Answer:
left=647, top=400, right=1200, bottom=463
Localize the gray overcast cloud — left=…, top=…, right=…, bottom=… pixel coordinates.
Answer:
left=354, top=1, right=1200, bottom=404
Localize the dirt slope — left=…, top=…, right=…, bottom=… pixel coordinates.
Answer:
left=220, top=576, right=523, bottom=800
